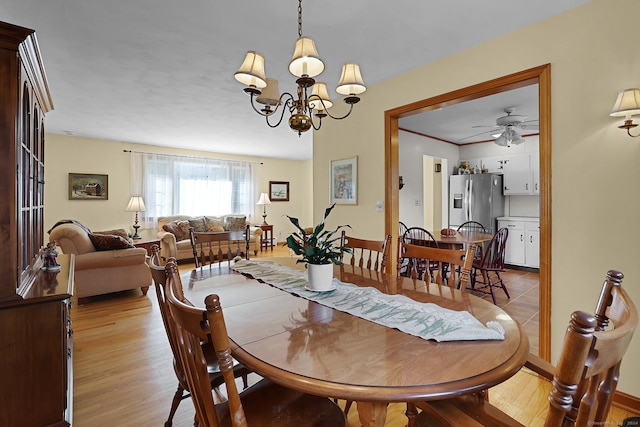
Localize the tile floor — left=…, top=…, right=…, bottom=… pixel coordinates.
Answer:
left=467, top=267, right=540, bottom=354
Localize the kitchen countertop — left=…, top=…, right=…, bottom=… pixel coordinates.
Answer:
left=497, top=216, right=539, bottom=222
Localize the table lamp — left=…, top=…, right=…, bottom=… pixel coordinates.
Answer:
left=256, top=193, right=271, bottom=225
left=125, top=196, right=146, bottom=239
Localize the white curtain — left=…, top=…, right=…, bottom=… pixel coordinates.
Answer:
left=131, top=152, right=258, bottom=229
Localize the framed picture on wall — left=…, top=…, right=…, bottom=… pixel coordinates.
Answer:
left=330, top=157, right=357, bottom=205
left=68, top=173, right=109, bottom=200
left=269, top=181, right=290, bottom=201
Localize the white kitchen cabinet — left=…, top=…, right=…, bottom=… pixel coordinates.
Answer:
left=502, top=154, right=532, bottom=195
left=530, top=152, right=540, bottom=195
left=497, top=217, right=539, bottom=268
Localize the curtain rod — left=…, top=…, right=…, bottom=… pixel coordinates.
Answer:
left=123, top=149, right=264, bottom=165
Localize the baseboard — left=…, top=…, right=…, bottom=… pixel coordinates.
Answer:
left=614, top=390, right=640, bottom=413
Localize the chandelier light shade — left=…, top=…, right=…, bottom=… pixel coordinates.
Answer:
left=494, top=126, right=525, bottom=148
left=234, top=51, right=267, bottom=89
left=234, top=0, right=366, bottom=135
left=289, top=37, right=324, bottom=78
left=125, top=196, right=147, bottom=239
left=610, top=88, right=640, bottom=137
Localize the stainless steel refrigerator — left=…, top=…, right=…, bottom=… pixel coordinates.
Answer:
left=449, top=174, right=504, bottom=234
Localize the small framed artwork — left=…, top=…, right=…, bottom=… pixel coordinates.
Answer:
left=269, top=181, right=290, bottom=202
left=330, top=156, right=357, bottom=205
left=68, top=173, right=109, bottom=200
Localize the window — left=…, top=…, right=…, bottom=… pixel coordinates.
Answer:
left=131, top=152, right=258, bottom=227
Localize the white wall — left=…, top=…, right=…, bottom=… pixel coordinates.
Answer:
left=313, top=0, right=640, bottom=397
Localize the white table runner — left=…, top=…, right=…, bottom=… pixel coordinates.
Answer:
left=231, top=259, right=504, bottom=342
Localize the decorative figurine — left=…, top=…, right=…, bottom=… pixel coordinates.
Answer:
left=41, top=241, right=61, bottom=272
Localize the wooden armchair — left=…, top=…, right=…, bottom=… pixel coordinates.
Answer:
left=340, top=231, right=391, bottom=272
left=189, top=225, right=250, bottom=268
left=148, top=246, right=250, bottom=426
left=408, top=269, right=638, bottom=427
left=163, top=259, right=347, bottom=427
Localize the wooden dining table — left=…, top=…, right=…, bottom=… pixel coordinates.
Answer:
left=430, top=230, right=494, bottom=249
left=183, top=258, right=529, bottom=427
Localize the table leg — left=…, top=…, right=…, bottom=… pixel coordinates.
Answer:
left=356, top=401, right=388, bottom=427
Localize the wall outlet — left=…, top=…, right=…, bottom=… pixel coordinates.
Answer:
left=415, top=199, right=421, bottom=206
left=376, top=200, right=383, bottom=212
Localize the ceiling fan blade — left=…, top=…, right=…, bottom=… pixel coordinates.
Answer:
left=458, top=128, right=498, bottom=141
left=471, top=124, right=501, bottom=129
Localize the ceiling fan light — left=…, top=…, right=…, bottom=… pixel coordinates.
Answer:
left=494, top=127, right=524, bottom=147
left=336, top=63, right=366, bottom=95
left=256, top=78, right=280, bottom=106
left=234, top=51, right=267, bottom=88
left=309, top=82, right=333, bottom=110
left=610, top=88, right=640, bottom=119
left=289, top=37, right=325, bottom=78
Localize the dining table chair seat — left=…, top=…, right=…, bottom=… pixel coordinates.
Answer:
left=407, top=269, right=637, bottom=427
left=148, top=246, right=251, bottom=426
left=163, top=259, right=347, bottom=427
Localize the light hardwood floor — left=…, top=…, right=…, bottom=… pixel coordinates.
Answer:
left=71, top=245, right=634, bottom=426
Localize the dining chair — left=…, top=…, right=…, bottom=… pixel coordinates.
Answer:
left=340, top=231, right=391, bottom=272
left=148, top=246, right=251, bottom=426
left=399, top=221, right=408, bottom=238
left=398, top=241, right=476, bottom=289
left=400, top=227, right=440, bottom=281
left=189, top=225, right=250, bottom=268
left=163, top=259, right=348, bottom=427
left=456, top=220, right=488, bottom=263
left=407, top=269, right=638, bottom=427
left=470, top=227, right=509, bottom=304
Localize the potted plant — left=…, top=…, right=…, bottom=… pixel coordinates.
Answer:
left=284, top=204, right=351, bottom=291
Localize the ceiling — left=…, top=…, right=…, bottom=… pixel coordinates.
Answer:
left=1, top=1, right=587, bottom=160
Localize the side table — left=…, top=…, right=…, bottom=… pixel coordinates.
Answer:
left=133, top=238, right=161, bottom=257
left=259, top=224, right=273, bottom=252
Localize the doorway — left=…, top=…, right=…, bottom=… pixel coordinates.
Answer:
left=384, top=64, right=551, bottom=359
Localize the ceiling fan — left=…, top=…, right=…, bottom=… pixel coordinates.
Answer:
left=459, top=107, right=539, bottom=145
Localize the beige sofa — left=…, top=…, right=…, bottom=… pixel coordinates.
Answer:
left=157, top=215, right=262, bottom=262
left=48, top=222, right=152, bottom=300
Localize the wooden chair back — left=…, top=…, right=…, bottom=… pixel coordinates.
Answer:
left=412, top=269, right=638, bottom=427
left=165, top=260, right=240, bottom=427
left=474, top=227, right=508, bottom=272
left=398, top=241, right=476, bottom=289
left=456, top=221, right=487, bottom=233
left=189, top=225, right=250, bottom=268
left=340, top=231, right=391, bottom=272
left=399, top=227, right=439, bottom=280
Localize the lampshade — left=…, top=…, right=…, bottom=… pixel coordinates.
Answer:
left=495, top=127, right=524, bottom=147
left=234, top=51, right=267, bottom=88
left=309, top=82, right=333, bottom=110
left=256, top=193, right=271, bottom=205
left=289, top=37, right=325, bottom=78
left=125, top=196, right=146, bottom=212
left=610, top=88, right=640, bottom=119
left=256, top=78, right=281, bottom=106
left=336, top=63, right=366, bottom=96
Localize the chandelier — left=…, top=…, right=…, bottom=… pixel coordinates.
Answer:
left=234, top=0, right=366, bottom=136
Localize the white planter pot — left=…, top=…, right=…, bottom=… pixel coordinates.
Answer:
left=307, top=263, right=334, bottom=291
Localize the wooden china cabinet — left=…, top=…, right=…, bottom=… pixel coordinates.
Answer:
left=0, top=22, right=75, bottom=426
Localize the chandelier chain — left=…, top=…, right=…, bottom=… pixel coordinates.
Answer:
left=297, top=0, right=303, bottom=37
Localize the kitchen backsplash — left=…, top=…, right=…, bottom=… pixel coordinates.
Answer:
left=505, top=195, right=540, bottom=217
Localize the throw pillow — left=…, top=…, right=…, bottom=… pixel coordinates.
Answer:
left=204, top=216, right=225, bottom=232
left=188, top=217, right=207, bottom=232
left=176, top=220, right=192, bottom=239
left=89, top=233, right=136, bottom=251
left=162, top=221, right=185, bottom=241
left=94, top=228, right=129, bottom=239
left=224, top=215, right=246, bottom=231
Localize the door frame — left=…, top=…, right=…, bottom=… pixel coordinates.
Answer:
left=384, top=64, right=551, bottom=359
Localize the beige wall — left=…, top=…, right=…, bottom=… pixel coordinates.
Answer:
left=44, top=134, right=313, bottom=243
left=313, top=0, right=640, bottom=396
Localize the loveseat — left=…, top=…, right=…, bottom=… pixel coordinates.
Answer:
left=48, top=221, right=152, bottom=301
left=157, top=215, right=262, bottom=262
